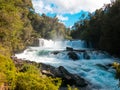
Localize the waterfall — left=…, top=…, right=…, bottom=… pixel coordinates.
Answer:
left=39, top=38, right=54, bottom=47
left=39, top=38, right=87, bottom=49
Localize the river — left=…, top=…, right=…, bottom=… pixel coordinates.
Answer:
left=15, top=39, right=120, bottom=90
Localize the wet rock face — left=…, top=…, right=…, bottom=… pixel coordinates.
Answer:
left=66, top=47, right=73, bottom=51
left=68, top=52, right=79, bottom=60
left=51, top=51, right=60, bottom=55
left=58, top=66, right=88, bottom=87
left=40, top=64, right=88, bottom=87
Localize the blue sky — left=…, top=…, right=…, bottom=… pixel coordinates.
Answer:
left=32, top=0, right=111, bottom=27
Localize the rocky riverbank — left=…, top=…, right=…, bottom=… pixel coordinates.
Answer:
left=11, top=56, right=91, bottom=90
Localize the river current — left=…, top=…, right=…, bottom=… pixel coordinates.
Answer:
left=15, top=39, right=120, bottom=90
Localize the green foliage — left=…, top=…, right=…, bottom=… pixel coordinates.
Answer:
left=0, top=0, right=71, bottom=55
left=0, top=0, right=66, bottom=89
left=113, top=62, right=120, bottom=79
left=29, top=13, right=70, bottom=40
left=71, top=0, right=120, bottom=55
left=16, top=73, right=61, bottom=90
left=19, top=64, right=40, bottom=74
left=15, top=64, right=61, bottom=90
left=0, top=55, right=62, bottom=90
left=99, top=0, right=120, bottom=55
left=113, top=62, right=120, bottom=86
left=67, top=85, right=79, bottom=90
left=0, top=0, right=39, bottom=54
left=0, top=72, right=6, bottom=86
left=0, top=54, right=16, bottom=89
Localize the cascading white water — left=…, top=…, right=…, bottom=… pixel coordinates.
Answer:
left=39, top=38, right=86, bottom=49
left=15, top=38, right=120, bottom=90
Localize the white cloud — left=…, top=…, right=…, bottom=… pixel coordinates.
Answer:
left=32, top=0, right=111, bottom=14
left=32, top=0, right=44, bottom=14
left=45, top=5, right=53, bottom=12
left=57, top=15, right=69, bottom=21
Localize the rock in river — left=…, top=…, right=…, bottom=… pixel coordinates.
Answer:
left=68, top=51, right=79, bottom=60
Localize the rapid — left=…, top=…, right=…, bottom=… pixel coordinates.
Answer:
left=15, top=39, right=120, bottom=90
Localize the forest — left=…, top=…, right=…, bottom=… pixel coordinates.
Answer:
left=0, top=0, right=68, bottom=89
left=0, top=0, right=120, bottom=90
left=71, top=0, right=120, bottom=57
left=0, top=0, right=71, bottom=56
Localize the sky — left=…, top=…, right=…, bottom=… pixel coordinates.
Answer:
left=32, top=0, right=111, bottom=27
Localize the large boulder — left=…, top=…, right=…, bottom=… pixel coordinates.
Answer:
left=40, top=63, right=59, bottom=77
left=68, top=52, right=79, bottom=60
left=58, top=66, right=87, bottom=87
left=66, top=47, right=73, bottom=51
left=40, top=64, right=88, bottom=87
left=51, top=51, right=61, bottom=55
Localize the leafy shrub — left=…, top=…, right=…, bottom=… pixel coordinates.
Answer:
left=0, top=54, right=16, bottom=89
left=67, top=85, right=79, bottom=90
left=15, top=64, right=61, bottom=90
left=113, top=62, right=120, bottom=86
